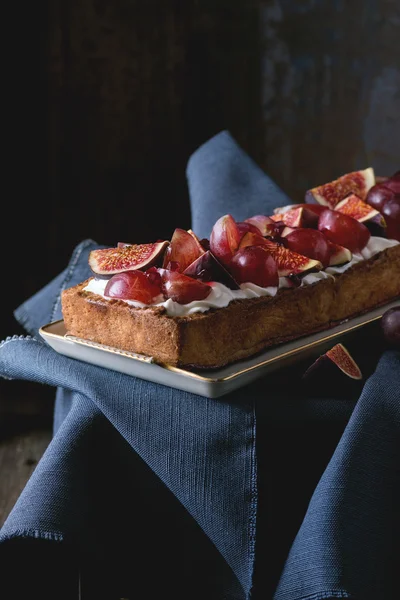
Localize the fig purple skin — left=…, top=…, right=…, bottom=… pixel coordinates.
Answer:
left=183, top=250, right=240, bottom=290
left=381, top=307, right=400, bottom=348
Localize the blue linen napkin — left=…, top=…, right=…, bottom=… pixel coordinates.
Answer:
left=0, top=130, right=399, bottom=600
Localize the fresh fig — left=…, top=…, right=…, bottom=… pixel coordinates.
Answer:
left=305, top=167, right=375, bottom=208
left=89, top=241, right=169, bottom=275
left=302, top=343, right=362, bottom=388
left=183, top=250, right=240, bottom=290
left=270, top=206, right=319, bottom=228
left=162, top=228, right=205, bottom=272
left=238, top=232, right=323, bottom=276
left=335, top=194, right=381, bottom=223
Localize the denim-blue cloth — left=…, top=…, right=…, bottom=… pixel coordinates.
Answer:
left=0, top=131, right=399, bottom=599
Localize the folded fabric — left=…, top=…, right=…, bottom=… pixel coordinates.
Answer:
left=0, top=131, right=399, bottom=600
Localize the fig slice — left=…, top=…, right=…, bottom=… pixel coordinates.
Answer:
left=238, top=232, right=323, bottom=276
left=335, top=194, right=382, bottom=224
left=183, top=250, right=240, bottom=290
left=270, top=206, right=319, bottom=228
left=162, top=228, right=205, bottom=272
left=305, top=167, right=375, bottom=208
left=89, top=241, right=169, bottom=275
left=303, top=343, right=362, bottom=382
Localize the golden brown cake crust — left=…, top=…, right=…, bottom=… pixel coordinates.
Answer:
left=61, top=245, right=400, bottom=369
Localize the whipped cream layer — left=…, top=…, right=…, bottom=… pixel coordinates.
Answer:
left=84, top=236, right=399, bottom=317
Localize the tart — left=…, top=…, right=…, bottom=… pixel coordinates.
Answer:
left=61, top=168, right=400, bottom=369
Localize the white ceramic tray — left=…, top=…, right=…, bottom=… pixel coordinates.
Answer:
left=39, top=299, right=399, bottom=398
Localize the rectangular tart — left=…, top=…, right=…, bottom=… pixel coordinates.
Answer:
left=61, top=244, right=400, bottom=369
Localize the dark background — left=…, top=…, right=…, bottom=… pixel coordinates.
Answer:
left=1, top=1, right=399, bottom=409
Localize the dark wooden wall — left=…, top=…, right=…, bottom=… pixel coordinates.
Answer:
left=1, top=0, right=399, bottom=410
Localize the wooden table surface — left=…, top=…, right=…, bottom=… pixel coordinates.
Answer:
left=0, top=382, right=54, bottom=527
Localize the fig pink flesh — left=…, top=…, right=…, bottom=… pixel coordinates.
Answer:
left=325, top=344, right=362, bottom=379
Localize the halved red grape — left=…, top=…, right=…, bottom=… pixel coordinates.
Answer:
left=244, top=215, right=274, bottom=236
left=229, top=245, right=279, bottom=287
left=285, top=228, right=331, bottom=267
left=162, top=228, right=205, bottom=272
left=158, top=269, right=212, bottom=304
left=381, top=307, right=400, bottom=348
left=210, top=214, right=242, bottom=266
left=318, top=209, right=370, bottom=252
left=104, top=270, right=162, bottom=304
left=236, top=221, right=263, bottom=237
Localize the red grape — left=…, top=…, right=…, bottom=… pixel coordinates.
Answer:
left=318, top=209, right=370, bottom=252
left=381, top=197, right=400, bottom=241
left=365, top=183, right=394, bottom=212
left=210, top=215, right=241, bottom=266
left=285, top=228, right=331, bottom=267
left=384, top=171, right=400, bottom=194
left=381, top=307, right=400, bottom=348
left=104, top=270, right=162, bottom=304
left=229, top=245, right=279, bottom=287
left=159, top=269, right=212, bottom=304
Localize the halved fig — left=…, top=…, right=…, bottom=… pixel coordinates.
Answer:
left=157, top=269, right=212, bottom=304
left=229, top=246, right=279, bottom=287
left=162, top=228, right=205, bottom=272
left=303, top=343, right=362, bottom=382
left=284, top=228, right=331, bottom=267
left=306, top=167, right=375, bottom=208
left=238, top=232, right=322, bottom=276
left=274, top=203, right=327, bottom=219
left=335, top=194, right=382, bottom=223
left=326, top=240, right=352, bottom=266
left=104, top=270, right=162, bottom=304
left=209, top=214, right=242, bottom=266
left=244, top=215, right=275, bottom=236
left=270, top=206, right=319, bottom=228
left=183, top=250, right=240, bottom=290
left=89, top=241, right=169, bottom=275
left=318, top=209, right=370, bottom=253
